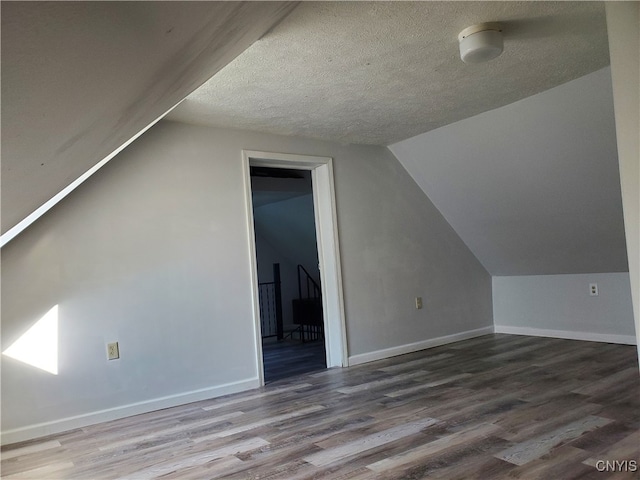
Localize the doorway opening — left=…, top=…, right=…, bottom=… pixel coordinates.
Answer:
left=243, top=151, right=347, bottom=385
left=251, top=166, right=326, bottom=382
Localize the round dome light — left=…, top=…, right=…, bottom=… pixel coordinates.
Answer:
left=458, top=23, right=503, bottom=64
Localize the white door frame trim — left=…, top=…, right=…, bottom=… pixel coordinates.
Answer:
left=242, top=150, right=348, bottom=385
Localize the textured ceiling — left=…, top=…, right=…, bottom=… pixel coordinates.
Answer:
left=168, top=1, right=610, bottom=146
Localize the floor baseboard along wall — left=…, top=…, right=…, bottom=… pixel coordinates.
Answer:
left=1, top=378, right=260, bottom=446
left=348, top=326, right=495, bottom=366
left=494, top=325, right=637, bottom=345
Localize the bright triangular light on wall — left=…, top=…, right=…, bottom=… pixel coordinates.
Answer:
left=3, top=305, right=59, bottom=375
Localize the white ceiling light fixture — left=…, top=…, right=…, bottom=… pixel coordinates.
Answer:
left=458, top=23, right=503, bottom=64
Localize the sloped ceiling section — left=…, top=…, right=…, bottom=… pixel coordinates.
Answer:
left=1, top=1, right=298, bottom=235
left=390, top=68, right=628, bottom=276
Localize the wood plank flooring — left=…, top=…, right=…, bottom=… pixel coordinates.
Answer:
left=262, top=340, right=326, bottom=383
left=2, top=334, right=639, bottom=479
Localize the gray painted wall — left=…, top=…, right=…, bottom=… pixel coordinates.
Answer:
left=1, top=121, right=492, bottom=440
left=493, top=273, right=636, bottom=343
left=389, top=68, right=627, bottom=276
left=336, top=141, right=493, bottom=355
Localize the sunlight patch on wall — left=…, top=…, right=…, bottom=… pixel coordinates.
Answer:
left=3, top=305, right=59, bottom=375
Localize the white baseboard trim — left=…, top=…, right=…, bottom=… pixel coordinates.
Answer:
left=494, top=325, right=637, bottom=345
left=347, top=326, right=494, bottom=366
left=1, top=378, right=260, bottom=446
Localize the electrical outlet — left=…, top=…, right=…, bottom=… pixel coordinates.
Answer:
left=415, top=297, right=423, bottom=309
left=107, top=342, right=120, bottom=360
left=589, top=283, right=598, bottom=296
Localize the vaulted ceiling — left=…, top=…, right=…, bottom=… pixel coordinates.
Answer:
left=161, top=1, right=627, bottom=276
left=1, top=1, right=628, bottom=277
left=1, top=1, right=297, bottom=234
left=390, top=67, right=627, bottom=275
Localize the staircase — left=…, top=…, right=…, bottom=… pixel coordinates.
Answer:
left=292, top=265, right=323, bottom=342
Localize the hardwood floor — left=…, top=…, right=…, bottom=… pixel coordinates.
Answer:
left=262, top=339, right=326, bottom=383
left=2, top=334, right=639, bottom=479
